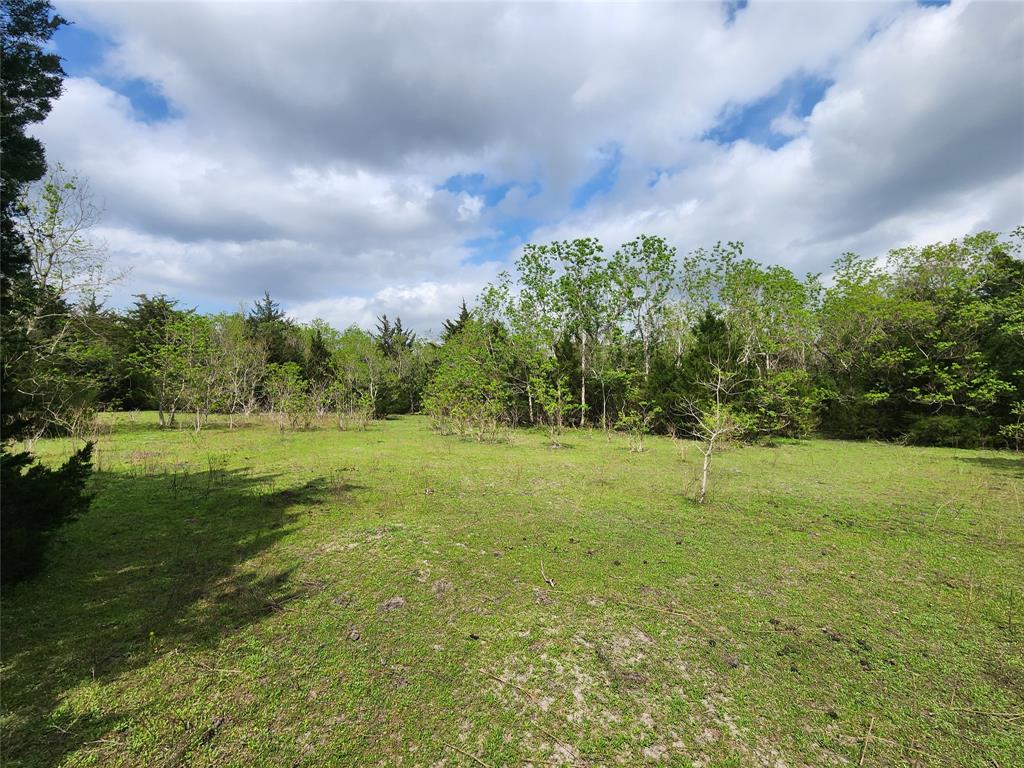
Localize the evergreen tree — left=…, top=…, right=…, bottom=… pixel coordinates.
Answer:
left=441, top=299, right=472, bottom=342
left=305, top=326, right=333, bottom=385
left=247, top=290, right=299, bottom=365
left=247, top=290, right=285, bottom=326
left=1, top=0, right=93, bottom=584
left=375, top=314, right=416, bottom=358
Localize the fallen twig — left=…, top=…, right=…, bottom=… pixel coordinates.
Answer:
left=838, top=732, right=938, bottom=762
left=540, top=560, right=555, bottom=588
left=858, top=715, right=874, bottom=767
left=443, top=741, right=492, bottom=767
left=606, top=596, right=705, bottom=631
left=942, top=707, right=1023, bottom=720
left=485, top=670, right=540, bottom=702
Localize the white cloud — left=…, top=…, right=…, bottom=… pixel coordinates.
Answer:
left=34, top=0, right=1024, bottom=330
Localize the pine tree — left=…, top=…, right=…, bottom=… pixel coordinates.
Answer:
left=441, top=299, right=472, bottom=342
left=1, top=0, right=94, bottom=584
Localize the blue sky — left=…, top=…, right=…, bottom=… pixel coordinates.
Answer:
left=36, top=0, right=1023, bottom=332
left=54, top=23, right=174, bottom=122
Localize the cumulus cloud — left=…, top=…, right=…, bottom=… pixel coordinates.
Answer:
left=34, top=0, right=1024, bottom=331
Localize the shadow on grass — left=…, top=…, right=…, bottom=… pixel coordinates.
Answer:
left=0, top=465, right=360, bottom=767
left=957, top=455, right=1024, bottom=478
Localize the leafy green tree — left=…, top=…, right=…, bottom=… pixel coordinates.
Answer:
left=332, top=325, right=386, bottom=418
left=266, top=362, right=313, bottom=429
left=303, top=324, right=335, bottom=415
left=612, top=235, right=677, bottom=379
left=617, top=375, right=662, bottom=452
left=817, top=231, right=1021, bottom=445
left=554, top=237, right=609, bottom=426
left=142, top=313, right=222, bottom=431
left=424, top=319, right=509, bottom=440
left=123, top=294, right=183, bottom=417
left=212, top=313, right=267, bottom=423
left=1, top=440, right=92, bottom=584
left=530, top=359, right=578, bottom=448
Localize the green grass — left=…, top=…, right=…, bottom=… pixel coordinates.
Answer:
left=2, top=414, right=1022, bottom=767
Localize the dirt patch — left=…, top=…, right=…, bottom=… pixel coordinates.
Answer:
left=642, top=743, right=668, bottom=762
left=379, top=596, right=407, bottom=612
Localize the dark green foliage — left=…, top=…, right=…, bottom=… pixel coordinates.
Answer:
left=1, top=0, right=66, bottom=440
left=247, top=291, right=301, bottom=365
left=1, top=441, right=93, bottom=584
left=120, top=294, right=183, bottom=408
left=0, top=0, right=97, bottom=585
left=441, top=299, right=472, bottom=342
left=1, top=0, right=65, bottom=292
left=304, top=326, right=333, bottom=385
left=905, top=414, right=986, bottom=448
left=816, top=230, right=1023, bottom=445
left=375, top=314, right=416, bottom=358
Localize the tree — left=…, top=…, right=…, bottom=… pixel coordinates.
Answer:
left=123, top=294, right=183, bottom=420
left=17, top=164, right=112, bottom=307
left=146, top=313, right=222, bottom=432
left=441, top=299, right=472, bottom=342
left=1, top=0, right=66, bottom=296
left=617, top=375, right=662, bottom=452
left=612, top=235, right=677, bottom=379
left=1, top=0, right=94, bottom=585
left=680, top=365, right=750, bottom=504
left=304, top=323, right=334, bottom=417
left=266, top=362, right=313, bottom=429
left=424, top=319, right=509, bottom=440
left=530, top=358, right=579, bottom=448
left=7, top=165, right=119, bottom=440
left=816, top=231, right=1021, bottom=445
left=375, top=314, right=416, bottom=357
left=1, top=441, right=93, bottom=584
left=247, top=291, right=300, bottom=366
left=332, top=325, right=385, bottom=420
left=555, top=237, right=608, bottom=426
left=213, top=313, right=267, bottom=424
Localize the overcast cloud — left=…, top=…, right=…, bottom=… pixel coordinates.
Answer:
left=36, top=0, right=1024, bottom=334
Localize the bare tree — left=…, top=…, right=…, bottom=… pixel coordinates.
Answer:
left=16, top=165, right=121, bottom=310
left=680, top=365, right=749, bottom=504
left=213, top=315, right=267, bottom=425
left=10, top=166, right=125, bottom=438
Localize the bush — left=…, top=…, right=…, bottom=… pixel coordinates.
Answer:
left=266, top=363, right=314, bottom=429
left=905, top=414, right=985, bottom=447
left=746, top=369, right=820, bottom=438
left=1, top=442, right=94, bottom=585
left=424, top=320, right=509, bottom=441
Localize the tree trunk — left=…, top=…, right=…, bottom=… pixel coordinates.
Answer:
left=579, top=334, right=587, bottom=427
left=699, top=447, right=711, bottom=504
left=601, top=381, right=607, bottom=432
left=643, top=332, right=651, bottom=380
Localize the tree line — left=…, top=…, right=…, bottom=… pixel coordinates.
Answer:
left=18, top=221, right=1024, bottom=454
left=431, top=231, right=1023, bottom=451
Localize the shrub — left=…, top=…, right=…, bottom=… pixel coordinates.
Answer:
left=424, top=321, right=509, bottom=441
left=1, top=442, right=94, bottom=585
left=905, top=414, right=985, bottom=447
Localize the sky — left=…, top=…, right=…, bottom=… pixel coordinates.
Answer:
left=36, top=0, right=1024, bottom=335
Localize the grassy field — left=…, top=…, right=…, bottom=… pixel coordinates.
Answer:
left=2, top=414, right=1021, bottom=767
